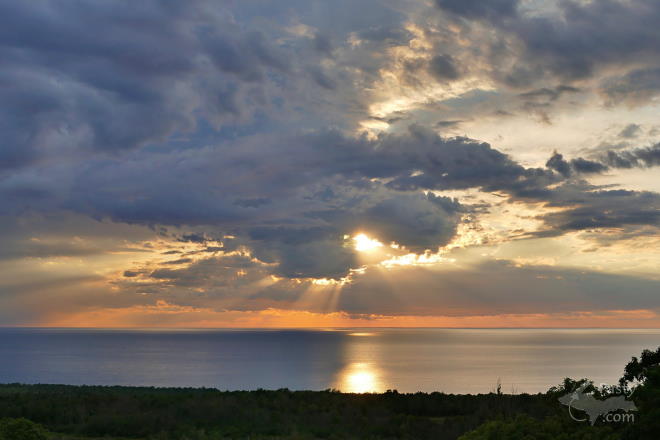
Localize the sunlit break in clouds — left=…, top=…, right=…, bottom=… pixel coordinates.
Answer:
left=1, top=0, right=660, bottom=328
left=353, top=234, right=384, bottom=252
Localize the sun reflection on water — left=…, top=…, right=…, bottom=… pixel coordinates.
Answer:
left=338, top=362, right=382, bottom=393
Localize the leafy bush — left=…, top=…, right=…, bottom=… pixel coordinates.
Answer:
left=458, top=415, right=619, bottom=440
left=0, top=418, right=47, bottom=440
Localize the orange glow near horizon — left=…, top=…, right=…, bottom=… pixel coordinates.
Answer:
left=31, top=301, right=660, bottom=329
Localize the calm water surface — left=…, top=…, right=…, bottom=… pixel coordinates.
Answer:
left=1, top=328, right=659, bottom=394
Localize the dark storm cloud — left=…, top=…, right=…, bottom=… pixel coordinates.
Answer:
left=545, top=152, right=572, bottom=177
left=233, top=198, right=271, bottom=209
left=545, top=152, right=607, bottom=177
left=312, top=33, right=334, bottom=57
left=536, top=146, right=660, bottom=235
left=203, top=29, right=290, bottom=80
left=518, top=86, right=580, bottom=103
left=55, top=125, right=546, bottom=226
left=0, top=0, right=291, bottom=170
left=255, top=238, right=357, bottom=279
left=432, top=0, right=660, bottom=104
left=434, top=0, right=519, bottom=21
left=309, top=67, right=337, bottom=90
left=2, top=105, right=659, bottom=278
left=357, top=126, right=556, bottom=197
left=356, top=25, right=412, bottom=45
left=178, top=233, right=215, bottom=244
left=570, top=158, right=610, bottom=174
left=544, top=143, right=660, bottom=178
left=540, top=186, right=660, bottom=234
left=511, top=0, right=660, bottom=83
left=2, top=123, right=540, bottom=277
left=352, top=192, right=461, bottom=252
left=428, top=54, right=461, bottom=81
left=20, top=114, right=660, bottom=259
left=602, top=68, right=660, bottom=105
left=602, top=144, right=660, bottom=169
left=244, top=192, right=462, bottom=277
left=3, top=0, right=660, bottom=286
left=245, top=226, right=348, bottom=278
left=435, top=120, right=463, bottom=128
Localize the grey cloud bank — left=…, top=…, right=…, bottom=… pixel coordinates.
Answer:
left=1, top=0, right=660, bottom=324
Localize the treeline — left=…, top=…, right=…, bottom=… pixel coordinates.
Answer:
left=0, top=386, right=558, bottom=439
left=0, top=346, right=658, bottom=439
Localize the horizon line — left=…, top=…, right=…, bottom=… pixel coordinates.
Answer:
left=2, top=326, right=660, bottom=330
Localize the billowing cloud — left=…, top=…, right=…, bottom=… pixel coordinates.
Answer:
left=540, top=185, right=660, bottom=234
left=1, top=0, right=660, bottom=327
left=428, top=54, right=461, bottom=81
left=434, top=0, right=519, bottom=22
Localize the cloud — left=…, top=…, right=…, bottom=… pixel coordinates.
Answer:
left=602, top=68, right=660, bottom=106
left=428, top=54, right=461, bottom=81
left=119, top=257, right=660, bottom=317
left=544, top=142, right=660, bottom=178
left=349, top=192, right=461, bottom=252
left=524, top=146, right=660, bottom=236
left=619, top=124, right=642, bottom=139
left=540, top=186, right=660, bottom=233
left=257, top=238, right=356, bottom=279
left=427, top=0, right=660, bottom=110
left=435, top=120, right=463, bottom=128
left=339, top=260, right=660, bottom=316
left=602, top=143, right=660, bottom=169
left=512, top=1, right=660, bottom=82
left=545, top=152, right=608, bottom=177
left=309, top=66, right=337, bottom=90
left=4, top=117, right=659, bottom=278
left=0, top=0, right=300, bottom=171
left=2, top=0, right=660, bottom=326
left=245, top=192, right=462, bottom=277
left=434, top=0, right=519, bottom=21
left=0, top=125, right=522, bottom=270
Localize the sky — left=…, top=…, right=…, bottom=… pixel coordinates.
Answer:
left=1, top=0, right=660, bottom=328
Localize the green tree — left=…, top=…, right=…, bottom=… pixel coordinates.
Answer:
left=620, top=346, right=660, bottom=387
left=0, top=418, right=47, bottom=440
left=620, top=347, right=660, bottom=440
left=458, top=415, right=618, bottom=440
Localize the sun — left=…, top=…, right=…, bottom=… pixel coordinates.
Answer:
left=353, top=233, right=383, bottom=252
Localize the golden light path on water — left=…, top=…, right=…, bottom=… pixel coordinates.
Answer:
left=335, top=331, right=384, bottom=393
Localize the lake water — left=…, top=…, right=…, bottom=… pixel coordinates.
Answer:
left=1, top=328, right=659, bottom=394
